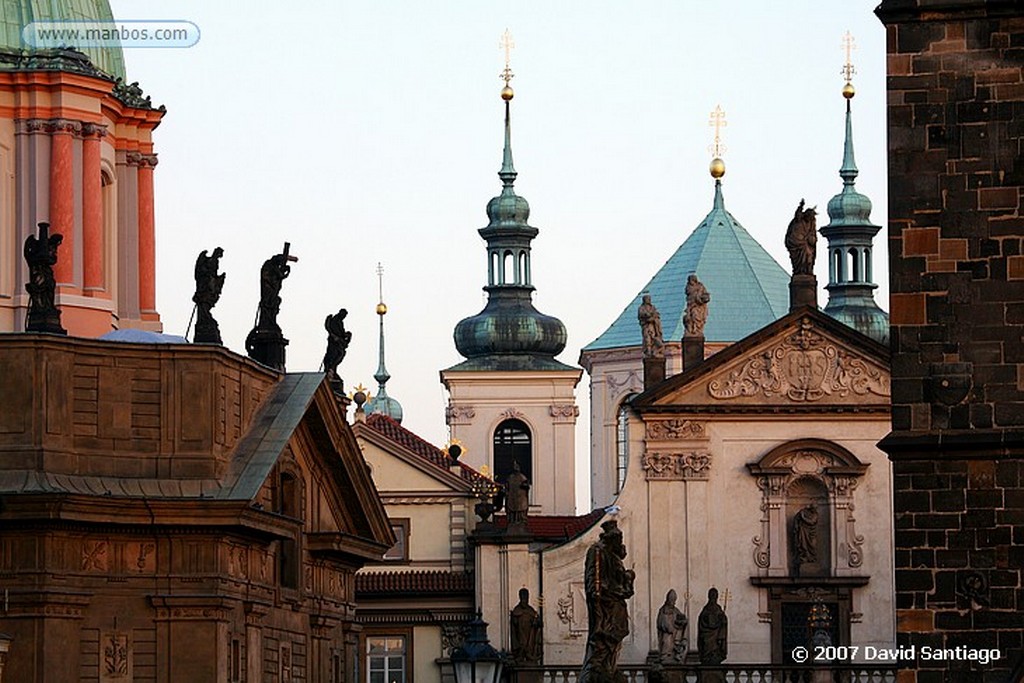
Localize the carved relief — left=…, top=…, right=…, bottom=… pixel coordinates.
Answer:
left=82, top=541, right=108, bottom=572
left=606, top=370, right=642, bottom=396
left=708, top=319, right=889, bottom=402
left=549, top=404, right=579, bottom=422
left=752, top=501, right=770, bottom=569
left=100, top=632, right=131, bottom=682
left=500, top=408, right=525, bottom=420
left=445, top=405, right=476, bottom=425
left=556, top=582, right=586, bottom=637
left=441, top=624, right=468, bottom=654
left=645, top=419, right=706, bottom=440
left=642, top=451, right=711, bottom=480
left=129, top=542, right=156, bottom=573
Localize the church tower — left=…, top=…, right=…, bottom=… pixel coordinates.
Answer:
left=0, top=1, right=166, bottom=337
left=441, top=34, right=581, bottom=516
left=820, top=33, right=889, bottom=345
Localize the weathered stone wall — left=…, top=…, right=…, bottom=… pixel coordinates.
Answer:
left=875, top=2, right=1024, bottom=681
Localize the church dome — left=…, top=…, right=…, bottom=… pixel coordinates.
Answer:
left=365, top=392, right=403, bottom=424
left=486, top=188, right=531, bottom=228
left=454, top=287, right=567, bottom=360
left=826, top=187, right=873, bottom=227
left=0, top=0, right=127, bottom=80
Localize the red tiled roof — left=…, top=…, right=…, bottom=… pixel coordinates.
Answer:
left=356, top=569, right=473, bottom=596
left=363, top=413, right=492, bottom=488
left=493, top=508, right=606, bottom=541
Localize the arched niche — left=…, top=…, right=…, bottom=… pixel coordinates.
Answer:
left=747, top=439, right=869, bottom=578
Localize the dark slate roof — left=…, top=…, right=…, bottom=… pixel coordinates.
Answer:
left=356, top=570, right=473, bottom=596
left=363, top=413, right=492, bottom=488
left=584, top=181, right=790, bottom=351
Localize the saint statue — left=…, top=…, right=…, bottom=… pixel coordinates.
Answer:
left=638, top=294, right=664, bottom=359
left=656, top=589, right=688, bottom=663
left=505, top=460, right=530, bottom=528
left=256, top=247, right=294, bottom=332
left=792, top=504, right=819, bottom=566
left=683, top=274, right=710, bottom=337
left=580, top=520, right=635, bottom=683
left=192, top=247, right=225, bottom=344
left=785, top=199, right=818, bottom=276
left=510, top=587, right=541, bottom=664
left=322, top=308, right=352, bottom=381
left=23, top=222, right=66, bottom=334
left=697, top=588, right=728, bottom=666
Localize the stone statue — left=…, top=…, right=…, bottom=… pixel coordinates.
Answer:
left=792, top=504, right=819, bottom=566
left=256, top=245, right=294, bottom=333
left=580, top=519, right=635, bottom=683
left=192, top=247, right=225, bottom=344
left=505, top=460, right=531, bottom=529
left=657, top=589, right=688, bottom=663
left=322, top=308, right=352, bottom=381
left=683, top=274, right=710, bottom=337
left=785, top=199, right=818, bottom=276
left=638, top=294, right=664, bottom=359
left=510, top=587, right=541, bottom=664
left=697, top=588, right=728, bottom=666
left=23, top=222, right=66, bottom=335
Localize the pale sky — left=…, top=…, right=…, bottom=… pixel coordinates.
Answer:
left=112, top=1, right=890, bottom=511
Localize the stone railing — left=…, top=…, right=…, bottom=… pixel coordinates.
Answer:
left=506, top=665, right=898, bottom=683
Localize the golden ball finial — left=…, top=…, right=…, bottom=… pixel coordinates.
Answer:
left=842, top=82, right=856, bottom=99
left=709, top=157, right=726, bottom=179
left=501, top=85, right=514, bottom=101
left=376, top=302, right=388, bottom=315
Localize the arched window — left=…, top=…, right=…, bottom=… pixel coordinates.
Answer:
left=503, top=251, right=514, bottom=285
left=518, top=251, right=527, bottom=285
left=864, top=248, right=872, bottom=283
left=493, top=418, right=532, bottom=487
left=849, top=248, right=860, bottom=282
left=616, top=396, right=637, bottom=494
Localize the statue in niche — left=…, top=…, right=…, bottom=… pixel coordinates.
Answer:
left=638, top=293, right=664, bottom=359
left=785, top=199, right=818, bottom=276
left=322, top=308, right=352, bottom=381
left=580, top=520, right=635, bottom=683
left=792, top=503, right=819, bottom=567
left=656, top=589, right=688, bottom=663
left=505, top=460, right=530, bottom=529
left=510, top=587, right=541, bottom=664
left=697, top=587, right=728, bottom=665
left=683, top=274, right=710, bottom=337
left=23, top=222, right=66, bottom=334
left=192, top=247, right=225, bottom=344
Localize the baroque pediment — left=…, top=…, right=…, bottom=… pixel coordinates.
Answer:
left=649, top=316, right=890, bottom=409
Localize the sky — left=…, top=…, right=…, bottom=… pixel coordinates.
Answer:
left=111, top=1, right=890, bottom=511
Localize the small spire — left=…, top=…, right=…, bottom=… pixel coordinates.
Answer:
left=373, top=262, right=390, bottom=388
left=840, top=31, right=858, bottom=186
left=499, top=29, right=517, bottom=188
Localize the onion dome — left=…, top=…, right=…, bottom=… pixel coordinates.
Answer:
left=820, top=64, right=889, bottom=345
left=448, top=82, right=572, bottom=372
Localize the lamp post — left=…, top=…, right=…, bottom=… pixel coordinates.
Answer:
left=0, top=632, right=12, bottom=683
left=451, top=612, right=505, bottom=683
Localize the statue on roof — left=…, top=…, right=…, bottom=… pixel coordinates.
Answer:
left=683, top=274, right=711, bottom=337
left=323, top=308, right=352, bottom=382
left=192, top=247, right=225, bottom=344
left=580, top=519, right=635, bottom=683
left=785, top=199, right=818, bottom=276
left=638, top=294, right=664, bottom=359
left=256, top=245, right=295, bottom=333
left=505, top=460, right=531, bottom=530
left=23, top=222, right=66, bottom=335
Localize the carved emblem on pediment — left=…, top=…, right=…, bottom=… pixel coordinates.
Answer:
left=642, top=451, right=711, bottom=480
left=645, top=419, right=706, bottom=440
left=708, top=319, right=889, bottom=402
left=445, top=405, right=476, bottom=425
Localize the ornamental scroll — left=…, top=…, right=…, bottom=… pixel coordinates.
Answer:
left=707, top=319, right=889, bottom=402
left=642, top=451, right=711, bottom=480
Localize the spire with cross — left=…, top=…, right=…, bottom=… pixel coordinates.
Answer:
left=708, top=104, right=727, bottom=180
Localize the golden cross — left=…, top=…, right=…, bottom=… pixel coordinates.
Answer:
left=841, top=30, right=856, bottom=83
left=499, top=28, right=515, bottom=84
left=708, top=104, right=727, bottom=158
left=376, top=262, right=384, bottom=303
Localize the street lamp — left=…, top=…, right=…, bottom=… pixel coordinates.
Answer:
left=451, top=612, right=505, bottom=683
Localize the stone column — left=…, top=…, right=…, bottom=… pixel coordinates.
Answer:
left=49, top=120, right=80, bottom=286
left=81, top=125, right=106, bottom=293
left=135, top=153, right=158, bottom=317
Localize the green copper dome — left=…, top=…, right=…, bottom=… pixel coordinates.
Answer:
left=0, top=0, right=126, bottom=80
left=448, top=90, right=572, bottom=373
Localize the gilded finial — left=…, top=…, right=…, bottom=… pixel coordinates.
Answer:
left=708, top=104, right=727, bottom=179
left=500, top=29, right=515, bottom=100
left=841, top=31, right=856, bottom=99
left=375, top=262, right=387, bottom=315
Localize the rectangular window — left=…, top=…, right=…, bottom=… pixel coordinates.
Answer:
left=229, top=636, right=242, bottom=682
left=366, top=636, right=406, bottom=683
left=382, top=519, right=409, bottom=562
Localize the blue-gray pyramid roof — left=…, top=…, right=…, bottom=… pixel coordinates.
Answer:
left=584, top=181, right=790, bottom=350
